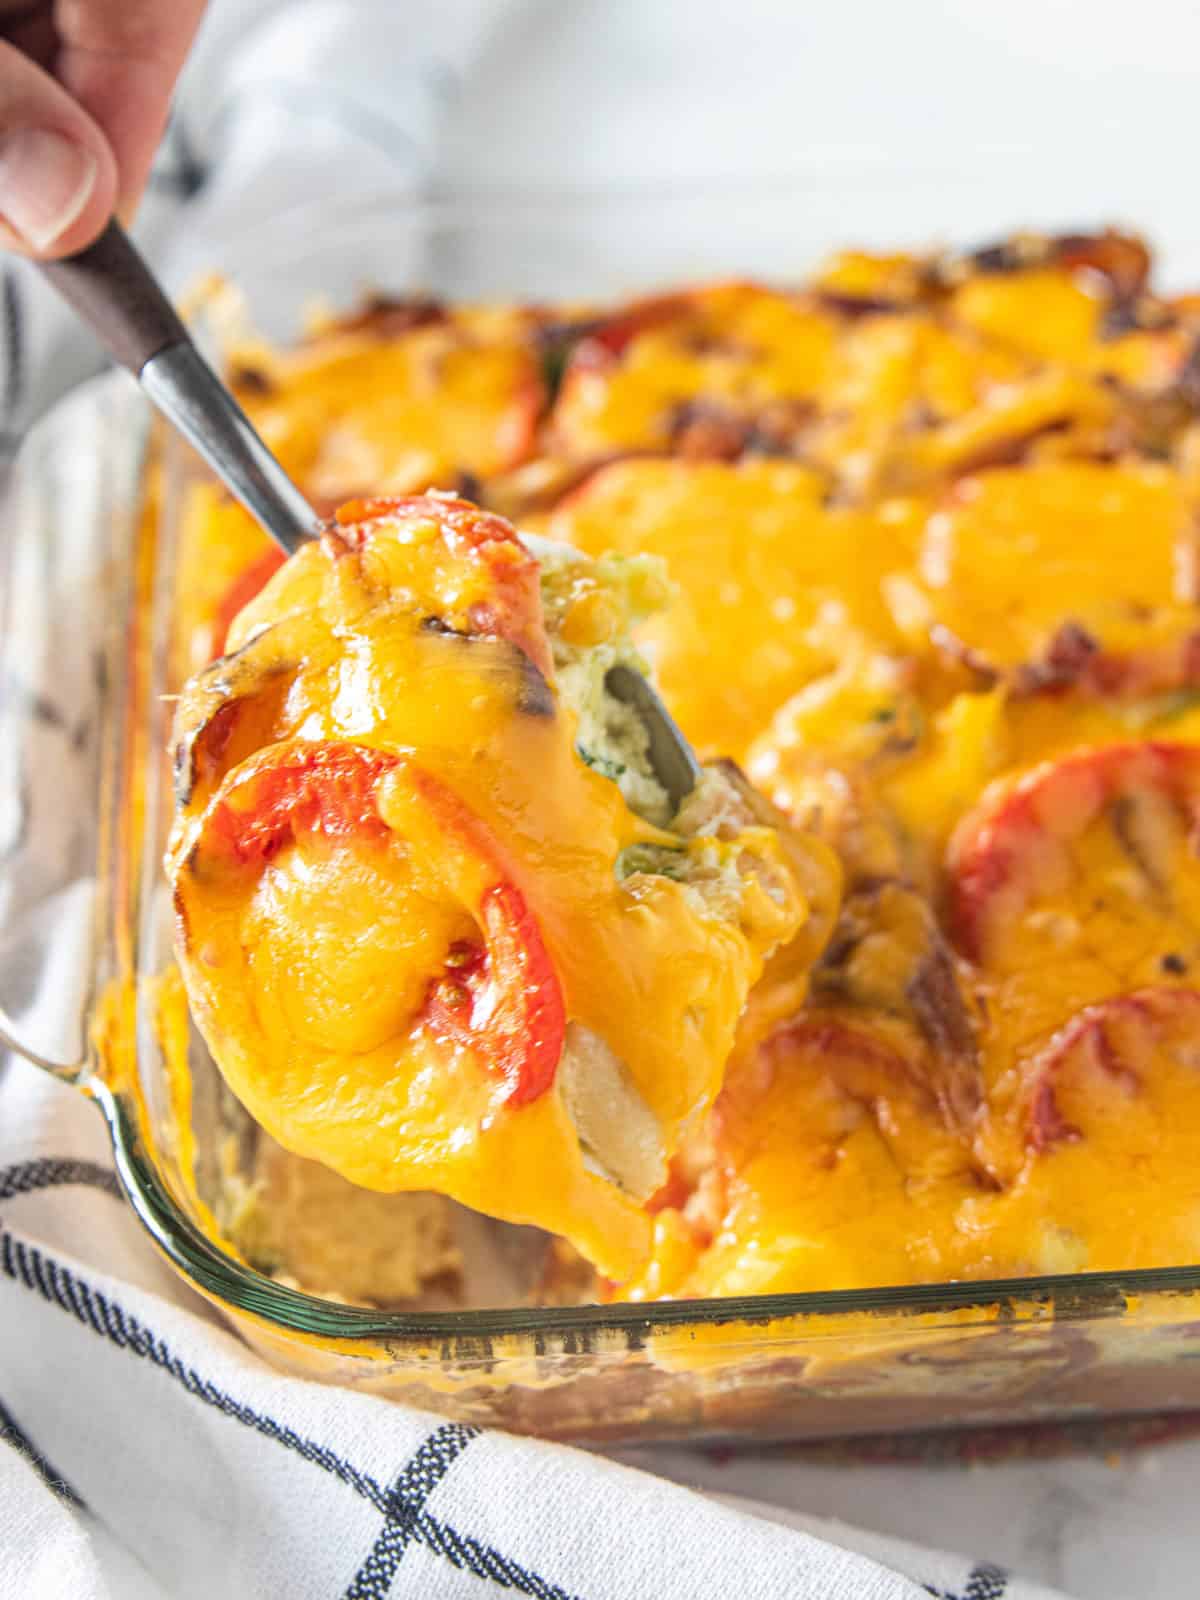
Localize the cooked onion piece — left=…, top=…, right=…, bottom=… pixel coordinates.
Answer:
left=168, top=495, right=829, bottom=1281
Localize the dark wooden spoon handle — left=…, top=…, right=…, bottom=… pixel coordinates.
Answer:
left=39, top=216, right=317, bottom=554
left=40, top=218, right=187, bottom=374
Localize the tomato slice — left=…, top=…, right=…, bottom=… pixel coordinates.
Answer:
left=656, top=1012, right=977, bottom=1299
left=424, top=881, right=565, bottom=1106
left=212, top=545, right=287, bottom=658
left=1052, top=231, right=1151, bottom=302
left=715, top=1014, right=942, bottom=1173
left=947, top=741, right=1200, bottom=965
left=200, top=740, right=566, bottom=1105
left=207, top=743, right=397, bottom=865
left=558, top=282, right=773, bottom=371
left=1019, top=987, right=1200, bottom=1151
left=387, top=761, right=566, bottom=1106
left=330, top=493, right=553, bottom=679
left=565, top=290, right=692, bottom=364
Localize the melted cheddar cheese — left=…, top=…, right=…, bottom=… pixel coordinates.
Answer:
left=230, top=302, right=542, bottom=502
left=546, top=460, right=922, bottom=760
left=171, top=229, right=1200, bottom=1305
left=169, top=496, right=821, bottom=1282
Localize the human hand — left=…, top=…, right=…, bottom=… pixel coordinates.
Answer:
left=0, top=1, right=206, bottom=258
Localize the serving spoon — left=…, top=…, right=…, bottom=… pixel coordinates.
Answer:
left=40, top=220, right=701, bottom=809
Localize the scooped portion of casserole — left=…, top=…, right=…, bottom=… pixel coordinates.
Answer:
left=167, top=494, right=834, bottom=1282
left=168, top=227, right=1200, bottom=1305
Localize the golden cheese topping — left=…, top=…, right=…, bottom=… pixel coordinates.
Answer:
left=631, top=1014, right=977, bottom=1300
left=909, top=461, right=1196, bottom=691
left=168, top=495, right=819, bottom=1282
left=168, top=228, right=1200, bottom=1305
left=550, top=283, right=838, bottom=461
left=175, top=488, right=283, bottom=670
left=547, top=460, right=921, bottom=760
left=228, top=301, right=541, bottom=503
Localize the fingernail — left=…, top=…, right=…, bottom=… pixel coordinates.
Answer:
left=0, top=129, right=97, bottom=251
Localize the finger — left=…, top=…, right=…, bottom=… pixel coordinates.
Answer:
left=0, top=35, right=116, bottom=257
left=54, top=0, right=208, bottom=220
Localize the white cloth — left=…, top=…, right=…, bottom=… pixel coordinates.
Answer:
left=0, top=1061, right=1062, bottom=1600
left=11, top=1, right=1189, bottom=1593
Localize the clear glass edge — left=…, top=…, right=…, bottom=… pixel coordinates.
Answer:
left=0, top=374, right=147, bottom=1084
left=92, top=1073, right=1200, bottom=1345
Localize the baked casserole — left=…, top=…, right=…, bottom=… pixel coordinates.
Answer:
left=165, top=229, right=1200, bottom=1308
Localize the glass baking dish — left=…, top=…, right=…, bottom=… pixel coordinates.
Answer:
left=8, top=192, right=1200, bottom=1448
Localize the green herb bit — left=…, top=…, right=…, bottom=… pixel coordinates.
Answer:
left=577, top=742, right=627, bottom=781
left=616, top=843, right=690, bottom=882
left=1121, top=688, right=1200, bottom=729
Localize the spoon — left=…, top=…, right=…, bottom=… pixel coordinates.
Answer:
left=40, top=219, right=701, bottom=809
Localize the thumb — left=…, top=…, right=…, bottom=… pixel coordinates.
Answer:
left=0, top=39, right=117, bottom=259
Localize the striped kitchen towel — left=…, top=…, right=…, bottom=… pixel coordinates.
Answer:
left=0, top=1059, right=1064, bottom=1599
